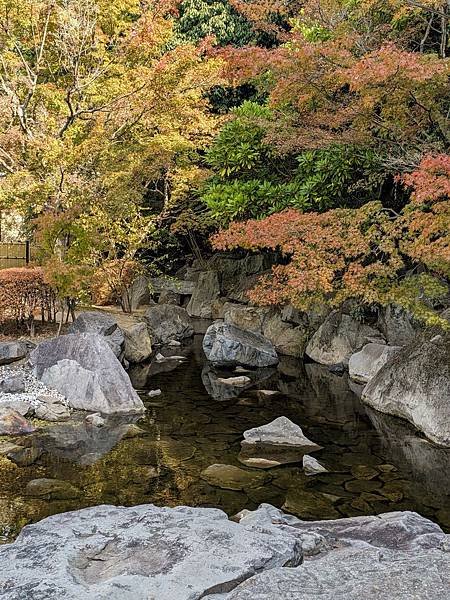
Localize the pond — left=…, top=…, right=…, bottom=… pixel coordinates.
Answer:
left=1, top=335, right=449, bottom=543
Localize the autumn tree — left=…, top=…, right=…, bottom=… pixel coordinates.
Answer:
left=0, top=0, right=223, bottom=309
left=212, top=153, right=450, bottom=326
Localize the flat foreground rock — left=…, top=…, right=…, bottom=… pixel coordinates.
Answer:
left=0, top=504, right=301, bottom=600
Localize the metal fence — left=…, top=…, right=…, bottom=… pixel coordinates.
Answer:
left=0, top=242, right=31, bottom=269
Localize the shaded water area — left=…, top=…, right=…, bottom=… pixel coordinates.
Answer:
left=1, top=335, right=450, bottom=543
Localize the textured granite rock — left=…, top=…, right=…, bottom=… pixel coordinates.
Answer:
left=203, top=322, right=279, bottom=368
left=68, top=311, right=124, bottom=357
left=0, top=504, right=302, bottom=600
left=30, top=333, right=144, bottom=414
left=362, top=333, right=450, bottom=446
left=306, top=311, right=383, bottom=366
left=349, top=342, right=401, bottom=383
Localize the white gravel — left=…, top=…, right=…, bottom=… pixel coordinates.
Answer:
left=0, top=365, right=67, bottom=409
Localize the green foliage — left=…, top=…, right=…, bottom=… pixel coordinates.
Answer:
left=206, top=101, right=273, bottom=177
left=173, top=0, right=254, bottom=47
left=203, top=179, right=310, bottom=224
left=293, top=145, right=382, bottom=210
left=203, top=127, right=382, bottom=224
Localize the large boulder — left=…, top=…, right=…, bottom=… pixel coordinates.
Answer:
left=377, top=304, right=422, bottom=346
left=123, top=275, right=152, bottom=311
left=203, top=322, right=279, bottom=368
left=224, top=305, right=310, bottom=357
left=223, top=507, right=450, bottom=600
left=0, top=341, right=28, bottom=365
left=144, top=305, right=194, bottom=345
left=362, top=333, right=450, bottom=446
left=306, top=311, right=383, bottom=366
left=262, top=313, right=309, bottom=358
left=29, top=333, right=144, bottom=414
left=68, top=311, right=124, bottom=357
left=123, top=322, right=152, bottom=363
left=224, top=304, right=270, bottom=333
left=349, top=343, right=402, bottom=383
left=186, top=271, right=221, bottom=319
left=0, top=504, right=302, bottom=600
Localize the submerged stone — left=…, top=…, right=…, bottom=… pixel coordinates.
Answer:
left=201, top=463, right=271, bottom=491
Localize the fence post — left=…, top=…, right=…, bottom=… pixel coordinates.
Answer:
left=25, top=241, right=30, bottom=265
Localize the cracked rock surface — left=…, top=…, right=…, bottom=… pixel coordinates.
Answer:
left=0, top=503, right=448, bottom=600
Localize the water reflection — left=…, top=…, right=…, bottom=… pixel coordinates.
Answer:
left=1, top=335, right=449, bottom=543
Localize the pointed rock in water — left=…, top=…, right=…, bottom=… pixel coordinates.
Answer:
left=303, top=455, right=328, bottom=476
left=243, top=416, right=322, bottom=450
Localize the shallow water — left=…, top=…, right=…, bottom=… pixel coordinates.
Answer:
left=1, top=335, right=449, bottom=543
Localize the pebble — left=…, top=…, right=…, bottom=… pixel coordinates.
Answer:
left=148, top=389, right=162, bottom=397
left=0, top=365, right=67, bottom=410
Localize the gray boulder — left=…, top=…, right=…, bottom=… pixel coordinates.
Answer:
left=262, top=313, right=309, bottom=358
left=30, top=333, right=144, bottom=414
left=150, top=277, right=196, bottom=296
left=203, top=322, right=278, bottom=368
left=0, top=372, right=25, bottom=393
left=224, top=304, right=270, bottom=333
left=378, top=304, right=421, bottom=345
left=144, top=305, right=194, bottom=344
left=222, top=507, right=450, bottom=600
left=123, top=275, right=152, bottom=311
left=243, top=416, right=321, bottom=450
left=123, top=322, right=152, bottom=363
left=187, top=271, right=220, bottom=318
left=0, top=341, right=28, bottom=365
left=68, top=311, right=124, bottom=357
left=306, top=311, right=383, bottom=365
left=0, top=504, right=302, bottom=600
left=223, top=305, right=310, bottom=357
left=303, top=455, right=328, bottom=476
left=362, top=333, right=450, bottom=446
left=239, top=417, right=322, bottom=469
left=349, top=343, right=402, bottom=383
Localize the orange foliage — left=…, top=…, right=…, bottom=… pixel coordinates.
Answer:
left=0, top=267, right=56, bottom=325
left=212, top=153, right=450, bottom=321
